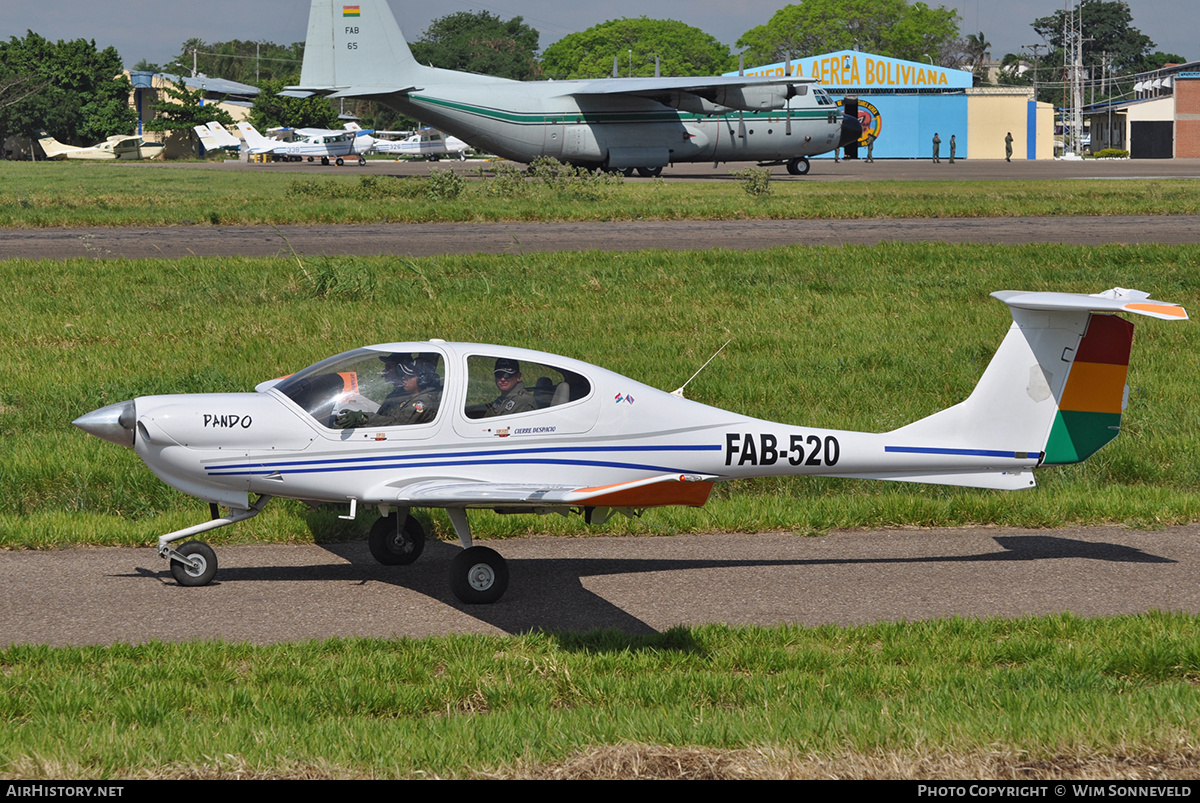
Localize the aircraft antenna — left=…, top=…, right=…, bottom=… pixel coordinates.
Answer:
left=671, top=340, right=731, bottom=398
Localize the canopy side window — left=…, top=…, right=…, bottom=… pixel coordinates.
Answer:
left=463, top=355, right=591, bottom=420
left=275, top=349, right=445, bottom=428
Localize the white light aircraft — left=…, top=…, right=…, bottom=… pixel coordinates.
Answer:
left=73, top=289, right=1185, bottom=603
left=237, top=120, right=370, bottom=165
left=373, top=128, right=469, bottom=161
left=193, top=121, right=241, bottom=152
left=38, top=130, right=164, bottom=161
left=287, top=0, right=861, bottom=176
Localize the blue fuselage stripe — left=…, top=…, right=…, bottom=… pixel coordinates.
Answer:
left=884, top=446, right=1033, bottom=459
left=205, top=444, right=721, bottom=477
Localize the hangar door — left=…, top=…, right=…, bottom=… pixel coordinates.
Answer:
left=1130, top=121, right=1173, bottom=158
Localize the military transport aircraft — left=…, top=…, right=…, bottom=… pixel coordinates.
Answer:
left=38, top=131, right=164, bottom=161
left=287, top=0, right=861, bottom=176
left=72, top=289, right=1185, bottom=604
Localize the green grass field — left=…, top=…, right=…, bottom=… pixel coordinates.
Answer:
left=2, top=161, right=1200, bottom=226
left=2, top=615, right=1198, bottom=779
left=2, top=242, right=1197, bottom=547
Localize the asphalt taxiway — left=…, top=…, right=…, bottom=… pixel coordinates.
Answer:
left=3, top=526, right=1197, bottom=644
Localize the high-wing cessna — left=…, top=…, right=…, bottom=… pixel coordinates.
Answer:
left=73, top=289, right=1185, bottom=603
left=373, top=128, right=470, bottom=161
left=287, top=0, right=861, bottom=176
left=237, top=121, right=371, bottom=165
left=38, top=131, right=165, bottom=161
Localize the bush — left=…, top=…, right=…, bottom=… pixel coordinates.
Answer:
left=479, top=162, right=530, bottom=197
left=731, top=166, right=771, bottom=198
left=527, top=157, right=623, bottom=200
left=1092, top=148, right=1130, bottom=159
left=425, top=168, right=465, bottom=200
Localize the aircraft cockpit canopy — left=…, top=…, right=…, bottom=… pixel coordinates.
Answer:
left=274, top=348, right=445, bottom=428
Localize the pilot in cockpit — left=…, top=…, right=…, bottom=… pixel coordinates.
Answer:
left=335, top=353, right=442, bottom=428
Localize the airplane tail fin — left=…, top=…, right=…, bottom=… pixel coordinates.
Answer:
left=37, top=130, right=71, bottom=159
left=235, top=122, right=275, bottom=154
left=298, top=0, right=422, bottom=90
left=889, top=289, right=1186, bottom=469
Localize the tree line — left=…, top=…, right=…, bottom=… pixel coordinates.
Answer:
left=1, top=1, right=1187, bottom=153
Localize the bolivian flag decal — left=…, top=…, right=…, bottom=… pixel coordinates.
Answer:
left=343, top=5, right=361, bottom=16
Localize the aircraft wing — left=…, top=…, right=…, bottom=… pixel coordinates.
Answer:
left=384, top=472, right=716, bottom=509
left=557, top=75, right=818, bottom=114
left=563, top=75, right=815, bottom=95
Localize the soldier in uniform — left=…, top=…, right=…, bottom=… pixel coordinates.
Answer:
left=485, top=358, right=538, bottom=417
left=335, top=354, right=441, bottom=428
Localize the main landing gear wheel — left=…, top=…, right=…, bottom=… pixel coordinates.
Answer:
left=787, top=156, right=810, bottom=175
left=636, top=166, right=663, bottom=177
left=450, top=546, right=509, bottom=604
left=170, top=541, right=218, bottom=587
left=368, top=515, right=426, bottom=566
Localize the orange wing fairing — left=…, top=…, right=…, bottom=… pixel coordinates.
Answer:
left=575, top=478, right=714, bottom=508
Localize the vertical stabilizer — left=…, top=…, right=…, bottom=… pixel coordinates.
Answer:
left=299, top=0, right=421, bottom=89
left=889, top=289, right=1186, bottom=463
left=37, top=131, right=71, bottom=159
left=1042, top=314, right=1132, bottom=464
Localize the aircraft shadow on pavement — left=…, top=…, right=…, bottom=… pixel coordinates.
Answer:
left=128, top=534, right=1175, bottom=636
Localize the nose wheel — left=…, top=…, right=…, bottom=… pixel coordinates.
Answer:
left=169, top=541, right=218, bottom=587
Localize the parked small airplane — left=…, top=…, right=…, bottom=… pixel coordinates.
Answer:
left=373, top=128, right=470, bottom=160
left=73, top=289, right=1185, bottom=603
left=237, top=121, right=369, bottom=165
left=288, top=0, right=861, bottom=175
left=38, top=131, right=164, bottom=161
left=193, top=121, right=241, bottom=153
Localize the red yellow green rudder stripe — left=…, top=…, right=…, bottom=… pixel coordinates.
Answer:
left=1043, top=314, right=1133, bottom=465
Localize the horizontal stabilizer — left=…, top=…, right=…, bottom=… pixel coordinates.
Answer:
left=992, top=288, right=1187, bottom=320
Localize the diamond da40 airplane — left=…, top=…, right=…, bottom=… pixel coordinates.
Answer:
left=72, top=289, right=1185, bottom=603
left=287, top=0, right=861, bottom=175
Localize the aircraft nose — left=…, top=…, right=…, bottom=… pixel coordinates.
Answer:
left=72, top=399, right=136, bottom=448
left=839, top=113, right=864, bottom=150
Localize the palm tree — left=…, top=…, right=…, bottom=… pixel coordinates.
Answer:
left=964, top=31, right=992, bottom=83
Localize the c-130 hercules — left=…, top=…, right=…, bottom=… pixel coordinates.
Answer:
left=288, top=0, right=862, bottom=176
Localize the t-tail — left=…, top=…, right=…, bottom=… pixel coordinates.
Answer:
left=873, top=288, right=1187, bottom=488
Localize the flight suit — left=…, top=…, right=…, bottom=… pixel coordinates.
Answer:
left=486, top=381, right=537, bottom=417
left=377, top=386, right=441, bottom=425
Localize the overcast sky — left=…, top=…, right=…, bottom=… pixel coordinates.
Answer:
left=5, top=1, right=1193, bottom=72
